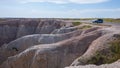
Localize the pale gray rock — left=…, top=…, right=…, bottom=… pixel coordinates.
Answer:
left=0, top=19, right=67, bottom=46
left=35, top=20, right=67, bottom=34
left=0, top=29, right=83, bottom=65
left=66, top=60, right=120, bottom=68
left=0, top=29, right=102, bottom=68
left=71, top=33, right=120, bottom=66
left=0, top=25, right=17, bottom=46
left=51, top=27, right=77, bottom=34
left=16, top=25, right=29, bottom=38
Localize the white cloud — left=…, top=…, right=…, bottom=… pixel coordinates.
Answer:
left=19, top=0, right=109, bottom=4
left=20, top=0, right=68, bottom=4
left=69, top=0, right=109, bottom=4
left=67, top=8, right=120, bottom=18
left=1, top=8, right=120, bottom=18
left=79, top=8, right=120, bottom=13
left=25, top=8, right=120, bottom=18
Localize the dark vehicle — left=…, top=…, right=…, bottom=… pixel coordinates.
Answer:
left=92, top=19, right=103, bottom=23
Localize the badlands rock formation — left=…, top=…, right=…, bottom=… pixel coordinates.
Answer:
left=70, top=33, right=120, bottom=65
left=66, top=60, right=120, bottom=68
left=0, top=29, right=83, bottom=64
left=66, top=27, right=120, bottom=68
left=0, top=29, right=102, bottom=68
left=0, top=18, right=120, bottom=68
left=0, top=19, right=68, bottom=46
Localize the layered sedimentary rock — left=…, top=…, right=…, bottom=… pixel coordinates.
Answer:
left=0, top=19, right=68, bottom=46
left=1, top=18, right=120, bottom=68
left=51, top=27, right=77, bottom=34
left=0, top=28, right=102, bottom=68
left=66, top=60, right=120, bottom=68
left=71, top=33, right=120, bottom=65
left=0, top=29, right=83, bottom=63
left=66, top=27, right=120, bottom=68
left=70, top=25, right=120, bottom=65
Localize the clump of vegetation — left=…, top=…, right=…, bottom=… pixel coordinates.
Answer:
left=81, top=25, right=92, bottom=29
left=78, top=25, right=92, bottom=30
left=104, top=18, right=120, bottom=23
left=110, top=40, right=120, bottom=54
left=72, top=22, right=82, bottom=26
left=103, top=18, right=113, bottom=22
left=87, top=39, right=120, bottom=65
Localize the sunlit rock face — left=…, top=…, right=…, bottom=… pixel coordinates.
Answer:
left=0, top=29, right=102, bottom=68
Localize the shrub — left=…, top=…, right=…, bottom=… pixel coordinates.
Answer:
left=78, top=25, right=92, bottom=30
left=87, top=39, right=120, bottom=65
left=72, top=22, right=82, bottom=26
left=81, top=25, right=92, bottom=29
left=110, top=40, right=120, bottom=54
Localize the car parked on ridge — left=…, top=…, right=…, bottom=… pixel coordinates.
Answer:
left=92, top=19, right=103, bottom=23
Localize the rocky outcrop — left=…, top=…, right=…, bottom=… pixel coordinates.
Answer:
left=0, top=29, right=102, bottom=68
left=35, top=20, right=63, bottom=34
left=66, top=60, right=120, bottom=68
left=16, top=25, right=29, bottom=38
left=0, top=29, right=83, bottom=63
left=51, top=27, right=77, bottom=34
left=0, top=19, right=68, bottom=46
left=1, top=18, right=120, bottom=68
left=0, top=25, right=17, bottom=46
left=71, top=33, right=120, bottom=66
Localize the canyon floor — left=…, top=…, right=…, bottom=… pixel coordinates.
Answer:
left=0, top=18, right=120, bottom=68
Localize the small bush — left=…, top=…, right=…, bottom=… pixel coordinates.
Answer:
left=110, top=40, right=120, bottom=54
left=78, top=25, right=92, bottom=30
left=81, top=25, right=92, bottom=29
left=72, top=22, right=82, bottom=26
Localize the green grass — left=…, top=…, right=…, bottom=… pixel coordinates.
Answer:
left=87, top=39, right=120, bottom=65
left=103, top=18, right=120, bottom=23
left=78, top=25, right=92, bottom=30
left=110, top=40, right=120, bottom=54
left=72, top=21, right=82, bottom=26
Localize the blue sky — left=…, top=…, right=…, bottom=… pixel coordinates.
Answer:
left=0, top=0, right=120, bottom=18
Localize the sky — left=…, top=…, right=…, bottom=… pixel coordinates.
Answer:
left=0, top=0, right=120, bottom=18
